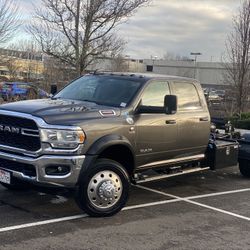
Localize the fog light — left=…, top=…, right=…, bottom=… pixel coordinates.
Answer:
left=45, top=166, right=70, bottom=176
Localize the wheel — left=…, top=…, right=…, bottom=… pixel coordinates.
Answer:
left=239, top=159, right=250, bottom=178
left=0, top=177, right=29, bottom=191
left=75, top=159, right=130, bottom=217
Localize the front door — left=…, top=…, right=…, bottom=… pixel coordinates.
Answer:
left=134, top=80, right=178, bottom=168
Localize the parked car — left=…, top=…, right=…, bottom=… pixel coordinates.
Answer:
left=0, top=82, right=49, bottom=101
left=215, top=90, right=225, bottom=99
left=208, top=90, right=223, bottom=102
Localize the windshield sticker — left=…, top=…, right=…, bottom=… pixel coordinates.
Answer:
left=120, top=102, right=127, bottom=107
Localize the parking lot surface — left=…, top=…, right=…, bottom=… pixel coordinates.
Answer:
left=1, top=166, right=250, bottom=250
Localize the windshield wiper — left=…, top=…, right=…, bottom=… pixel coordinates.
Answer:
left=51, top=96, right=62, bottom=100
left=82, top=99, right=102, bottom=105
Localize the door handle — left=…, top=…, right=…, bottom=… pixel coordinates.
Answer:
left=166, top=120, right=176, bottom=125
left=199, top=117, right=209, bottom=122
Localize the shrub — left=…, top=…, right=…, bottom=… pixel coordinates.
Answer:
left=233, top=119, right=250, bottom=130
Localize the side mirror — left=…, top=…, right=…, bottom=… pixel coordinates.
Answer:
left=50, top=84, right=57, bottom=95
left=164, top=95, right=177, bottom=114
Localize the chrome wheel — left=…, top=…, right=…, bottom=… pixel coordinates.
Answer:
left=87, top=170, right=123, bottom=210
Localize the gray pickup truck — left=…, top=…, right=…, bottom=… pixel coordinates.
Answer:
left=0, top=73, right=239, bottom=216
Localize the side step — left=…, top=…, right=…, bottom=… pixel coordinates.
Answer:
left=134, top=167, right=210, bottom=184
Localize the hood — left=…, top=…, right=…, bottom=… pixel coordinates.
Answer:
left=0, top=98, right=121, bottom=125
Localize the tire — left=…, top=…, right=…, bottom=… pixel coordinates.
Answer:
left=75, top=159, right=130, bottom=217
left=239, top=159, right=250, bottom=178
left=0, top=177, right=29, bottom=191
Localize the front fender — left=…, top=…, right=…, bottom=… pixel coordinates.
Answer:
left=87, top=134, right=134, bottom=156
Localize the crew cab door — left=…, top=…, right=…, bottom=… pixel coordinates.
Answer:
left=170, top=81, right=210, bottom=157
left=134, top=80, right=179, bottom=167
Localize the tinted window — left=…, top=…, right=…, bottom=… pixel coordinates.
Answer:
left=141, top=81, right=170, bottom=107
left=55, top=75, right=142, bottom=107
left=173, top=82, right=201, bottom=110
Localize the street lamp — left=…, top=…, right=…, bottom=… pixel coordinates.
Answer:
left=125, top=55, right=130, bottom=72
left=190, top=52, right=202, bottom=79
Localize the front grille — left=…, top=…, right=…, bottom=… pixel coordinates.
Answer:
left=0, top=158, right=36, bottom=177
left=0, top=114, right=41, bottom=151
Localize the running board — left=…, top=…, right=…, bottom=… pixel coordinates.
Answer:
left=135, top=167, right=210, bottom=184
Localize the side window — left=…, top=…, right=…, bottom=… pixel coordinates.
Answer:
left=141, top=81, right=170, bottom=107
left=173, top=82, right=201, bottom=110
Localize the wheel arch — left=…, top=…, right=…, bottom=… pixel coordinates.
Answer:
left=84, top=134, right=136, bottom=177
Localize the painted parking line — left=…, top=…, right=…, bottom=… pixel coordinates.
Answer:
left=0, top=198, right=182, bottom=233
left=186, top=188, right=250, bottom=200
left=1, top=186, right=250, bottom=233
left=137, top=185, right=250, bottom=222
left=0, top=214, right=88, bottom=233
left=123, top=197, right=181, bottom=211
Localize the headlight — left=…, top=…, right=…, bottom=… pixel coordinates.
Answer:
left=40, top=129, right=85, bottom=149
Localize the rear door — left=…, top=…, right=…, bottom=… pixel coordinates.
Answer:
left=170, top=81, right=210, bottom=157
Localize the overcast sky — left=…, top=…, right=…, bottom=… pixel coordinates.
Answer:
left=18, top=0, right=240, bottom=62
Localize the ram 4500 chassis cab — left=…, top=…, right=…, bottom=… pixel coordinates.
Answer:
left=0, top=73, right=238, bottom=216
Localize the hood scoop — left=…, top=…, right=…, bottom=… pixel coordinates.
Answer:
left=99, top=110, right=116, bottom=117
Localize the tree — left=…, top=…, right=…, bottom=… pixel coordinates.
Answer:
left=5, top=57, right=21, bottom=80
left=163, top=52, right=191, bottom=61
left=0, top=0, right=21, bottom=44
left=43, top=56, right=77, bottom=90
left=28, top=0, right=150, bottom=76
left=224, top=0, right=250, bottom=114
left=111, top=54, right=127, bottom=72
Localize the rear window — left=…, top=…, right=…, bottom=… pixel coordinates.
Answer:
left=173, top=82, right=201, bottom=110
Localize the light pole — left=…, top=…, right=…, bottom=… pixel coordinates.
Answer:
left=190, top=52, right=202, bottom=79
left=151, top=55, right=158, bottom=72
left=125, top=55, right=130, bottom=72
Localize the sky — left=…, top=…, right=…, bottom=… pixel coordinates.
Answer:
left=18, top=0, right=241, bottom=62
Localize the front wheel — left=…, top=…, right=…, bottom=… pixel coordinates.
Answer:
left=239, top=159, right=250, bottom=178
left=75, top=159, right=130, bottom=217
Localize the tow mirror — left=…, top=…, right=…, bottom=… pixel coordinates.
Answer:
left=50, top=84, right=57, bottom=95
left=164, top=95, right=177, bottom=114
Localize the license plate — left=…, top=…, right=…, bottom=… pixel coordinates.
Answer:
left=0, top=169, right=11, bottom=184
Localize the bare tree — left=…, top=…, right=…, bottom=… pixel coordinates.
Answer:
left=43, top=56, right=77, bottom=90
left=0, top=0, right=21, bottom=44
left=224, top=0, right=250, bottom=114
left=111, top=54, right=127, bottom=72
left=164, top=52, right=191, bottom=61
left=5, top=57, right=21, bottom=80
left=28, top=0, right=150, bottom=76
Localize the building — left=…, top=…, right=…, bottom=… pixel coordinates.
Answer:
left=143, top=59, right=228, bottom=89
left=0, top=47, right=230, bottom=89
left=0, top=48, right=44, bottom=81
left=88, top=57, right=228, bottom=89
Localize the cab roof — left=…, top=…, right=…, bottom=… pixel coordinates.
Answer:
left=89, top=71, right=197, bottom=82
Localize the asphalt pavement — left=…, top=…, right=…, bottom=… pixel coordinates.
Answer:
left=0, top=166, right=250, bottom=250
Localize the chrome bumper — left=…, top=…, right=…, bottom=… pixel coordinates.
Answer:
left=0, top=151, right=85, bottom=187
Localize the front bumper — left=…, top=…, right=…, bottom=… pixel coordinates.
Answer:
left=0, top=150, right=85, bottom=188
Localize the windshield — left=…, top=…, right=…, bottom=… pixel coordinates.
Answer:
left=55, top=75, right=143, bottom=107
